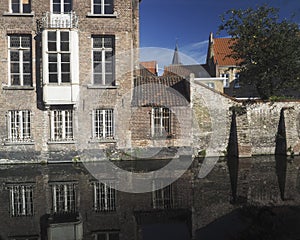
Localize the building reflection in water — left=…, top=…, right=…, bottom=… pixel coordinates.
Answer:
left=1, top=154, right=300, bottom=240
left=0, top=161, right=192, bottom=240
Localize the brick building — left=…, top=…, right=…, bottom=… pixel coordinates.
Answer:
left=0, top=0, right=140, bottom=162
left=206, top=32, right=259, bottom=98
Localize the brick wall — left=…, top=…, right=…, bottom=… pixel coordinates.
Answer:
left=0, top=0, right=140, bottom=162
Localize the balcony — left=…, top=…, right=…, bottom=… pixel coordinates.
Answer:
left=41, top=11, right=78, bottom=29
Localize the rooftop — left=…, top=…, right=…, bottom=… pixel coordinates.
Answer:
left=213, top=38, right=239, bottom=66
left=132, top=75, right=190, bottom=107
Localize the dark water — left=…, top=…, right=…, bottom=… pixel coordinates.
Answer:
left=0, top=153, right=299, bottom=240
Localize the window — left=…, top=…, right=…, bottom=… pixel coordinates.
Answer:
left=52, top=183, right=76, bottom=214
left=94, top=232, right=119, bottom=240
left=152, top=182, right=173, bottom=209
left=50, top=109, right=73, bottom=141
left=92, top=109, right=114, bottom=140
left=7, top=110, right=31, bottom=142
left=48, top=31, right=70, bottom=84
left=9, top=185, right=34, bottom=217
left=92, top=36, right=114, bottom=85
left=234, top=74, right=240, bottom=88
left=93, top=182, right=116, bottom=212
left=8, top=35, right=31, bottom=86
left=221, top=73, right=229, bottom=88
left=10, top=0, right=31, bottom=13
left=151, top=107, right=171, bottom=138
left=92, top=0, right=114, bottom=14
left=52, top=0, right=72, bottom=13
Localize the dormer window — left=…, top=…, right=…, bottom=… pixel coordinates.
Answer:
left=10, top=0, right=31, bottom=13
left=52, top=0, right=72, bottom=14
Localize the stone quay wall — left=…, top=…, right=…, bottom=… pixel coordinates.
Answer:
left=192, top=79, right=300, bottom=157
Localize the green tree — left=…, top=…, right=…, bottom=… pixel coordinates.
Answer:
left=219, top=5, right=300, bottom=99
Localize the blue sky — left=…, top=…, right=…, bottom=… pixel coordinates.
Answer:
left=139, top=0, right=300, bottom=70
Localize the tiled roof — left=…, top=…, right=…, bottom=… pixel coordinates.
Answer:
left=213, top=38, right=239, bottom=66
left=132, top=75, right=190, bottom=107
left=163, top=64, right=211, bottom=78
left=140, top=61, right=157, bottom=75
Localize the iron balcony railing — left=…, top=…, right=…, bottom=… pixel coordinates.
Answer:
left=41, top=11, right=78, bottom=29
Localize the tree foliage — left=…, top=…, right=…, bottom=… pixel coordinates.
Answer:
left=219, top=5, right=300, bottom=99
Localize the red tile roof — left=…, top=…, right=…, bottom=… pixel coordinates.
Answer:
left=213, top=38, right=240, bottom=66
left=140, top=61, right=157, bottom=75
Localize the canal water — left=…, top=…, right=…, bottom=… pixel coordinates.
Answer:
left=0, top=154, right=299, bottom=239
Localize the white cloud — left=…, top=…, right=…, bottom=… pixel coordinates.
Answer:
left=181, top=40, right=209, bottom=64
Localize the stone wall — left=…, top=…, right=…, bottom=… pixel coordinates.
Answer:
left=192, top=77, right=300, bottom=157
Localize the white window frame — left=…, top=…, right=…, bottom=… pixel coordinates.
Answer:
left=91, top=0, right=114, bottom=15
left=8, top=35, right=32, bottom=86
left=221, top=73, right=230, bottom=88
left=152, top=181, right=173, bottom=209
left=93, top=181, right=116, bottom=212
left=47, top=31, right=71, bottom=84
left=52, top=183, right=76, bottom=214
left=151, top=107, right=171, bottom=138
left=9, top=184, right=34, bottom=217
left=9, top=0, right=31, bottom=13
left=7, top=110, right=32, bottom=142
left=50, top=109, right=73, bottom=141
left=92, top=36, right=114, bottom=85
left=92, top=109, right=114, bottom=140
left=51, top=0, right=72, bottom=13
left=94, top=232, right=119, bottom=240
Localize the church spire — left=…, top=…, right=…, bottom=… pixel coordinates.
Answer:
left=172, top=41, right=181, bottom=65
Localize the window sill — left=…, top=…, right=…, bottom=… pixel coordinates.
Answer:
left=3, top=86, right=34, bottom=90
left=47, top=140, right=75, bottom=145
left=86, top=13, right=117, bottom=18
left=89, top=139, right=116, bottom=143
left=4, top=141, right=35, bottom=146
left=3, top=12, right=34, bottom=17
left=150, top=135, right=174, bottom=140
left=45, top=83, right=72, bottom=85
left=87, top=85, right=119, bottom=89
